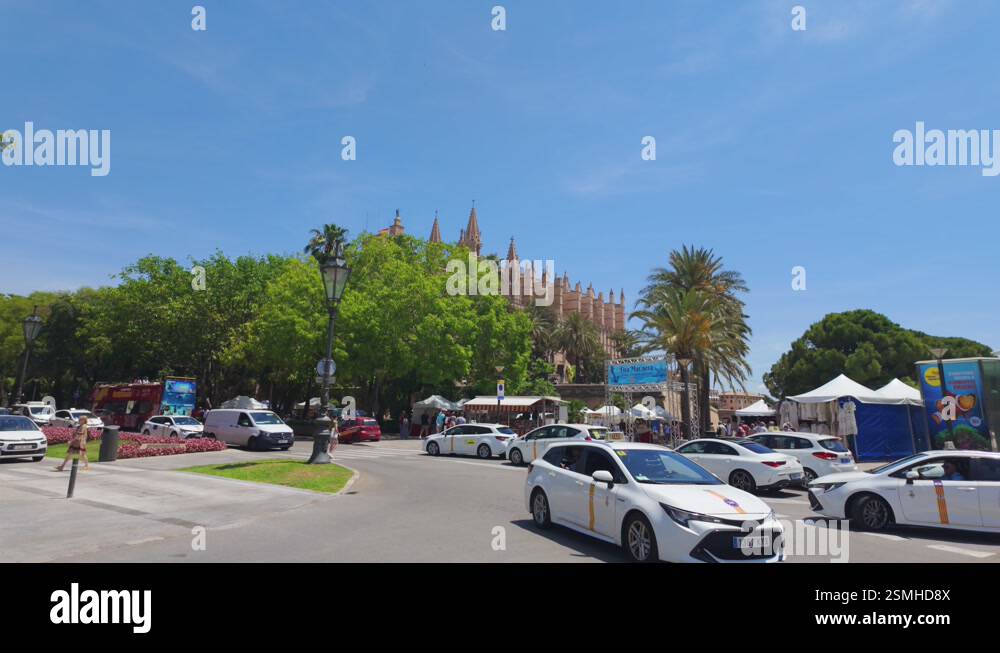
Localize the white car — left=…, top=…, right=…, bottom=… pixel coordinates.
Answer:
left=809, top=450, right=1000, bottom=533
left=675, top=438, right=805, bottom=493
left=142, top=415, right=205, bottom=439
left=13, top=402, right=54, bottom=426
left=49, top=409, right=104, bottom=429
left=525, top=441, right=784, bottom=563
left=749, top=431, right=858, bottom=483
left=0, top=415, right=49, bottom=462
left=506, top=423, right=610, bottom=466
left=424, top=423, right=517, bottom=459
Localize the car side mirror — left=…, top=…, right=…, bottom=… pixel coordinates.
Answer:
left=592, top=470, right=614, bottom=487
left=905, top=470, right=919, bottom=484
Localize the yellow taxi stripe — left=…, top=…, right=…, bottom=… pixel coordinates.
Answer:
left=933, top=480, right=950, bottom=525
left=533, top=441, right=537, bottom=461
left=588, top=484, right=596, bottom=530
left=705, top=489, right=746, bottom=514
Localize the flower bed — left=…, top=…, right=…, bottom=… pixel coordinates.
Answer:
left=42, top=427, right=227, bottom=458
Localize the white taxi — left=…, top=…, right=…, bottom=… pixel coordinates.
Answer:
left=525, top=441, right=784, bottom=563
left=749, top=431, right=858, bottom=484
left=50, top=409, right=104, bottom=429
left=809, top=450, right=1000, bottom=532
left=675, top=438, right=805, bottom=493
left=142, top=415, right=205, bottom=438
left=506, top=423, right=610, bottom=466
left=424, top=423, right=517, bottom=459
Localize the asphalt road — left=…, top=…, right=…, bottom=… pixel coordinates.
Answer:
left=4, top=439, right=1000, bottom=563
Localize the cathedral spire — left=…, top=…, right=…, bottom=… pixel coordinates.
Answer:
left=429, top=211, right=442, bottom=243
left=506, top=236, right=518, bottom=261
left=458, top=202, right=482, bottom=255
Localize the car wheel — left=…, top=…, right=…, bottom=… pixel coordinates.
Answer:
left=205, top=432, right=216, bottom=439
left=852, top=494, right=893, bottom=531
left=509, top=447, right=524, bottom=466
left=142, top=429, right=150, bottom=436
left=427, top=441, right=440, bottom=456
left=623, top=513, right=658, bottom=563
left=32, top=455, right=44, bottom=462
left=477, top=444, right=492, bottom=459
left=803, top=468, right=818, bottom=484
left=170, top=430, right=180, bottom=438
left=280, top=445, right=291, bottom=451
left=531, top=489, right=551, bottom=529
left=247, top=436, right=258, bottom=452
left=729, top=469, right=757, bottom=493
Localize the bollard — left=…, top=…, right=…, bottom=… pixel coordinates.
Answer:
left=99, top=425, right=120, bottom=462
left=66, top=457, right=79, bottom=498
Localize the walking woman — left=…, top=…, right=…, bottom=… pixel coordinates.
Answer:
left=56, top=418, right=91, bottom=471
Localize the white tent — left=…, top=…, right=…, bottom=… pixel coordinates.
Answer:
left=593, top=405, right=622, bottom=416
left=630, top=403, right=656, bottom=418
left=413, top=394, right=460, bottom=411
left=734, top=399, right=776, bottom=417
left=787, top=374, right=882, bottom=403
left=221, top=395, right=268, bottom=410
left=873, top=379, right=923, bottom=406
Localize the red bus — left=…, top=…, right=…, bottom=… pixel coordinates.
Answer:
left=90, top=377, right=197, bottom=432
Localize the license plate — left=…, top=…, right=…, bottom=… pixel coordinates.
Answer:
left=790, top=473, right=802, bottom=480
left=14, top=444, right=35, bottom=450
left=840, top=457, right=852, bottom=464
left=277, top=439, right=289, bottom=444
left=733, top=536, right=771, bottom=549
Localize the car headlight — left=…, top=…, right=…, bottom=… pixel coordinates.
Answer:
left=810, top=482, right=846, bottom=491
left=661, top=503, right=726, bottom=527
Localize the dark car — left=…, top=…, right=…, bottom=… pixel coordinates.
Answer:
left=339, top=417, right=382, bottom=444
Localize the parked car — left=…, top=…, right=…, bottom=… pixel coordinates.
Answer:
left=810, top=451, right=1000, bottom=532
left=525, top=441, right=784, bottom=562
left=749, top=431, right=858, bottom=484
left=142, top=415, right=205, bottom=439
left=506, top=423, right=611, bottom=466
left=675, top=438, right=804, bottom=493
left=203, top=409, right=294, bottom=451
left=338, top=417, right=382, bottom=444
left=12, top=402, right=54, bottom=426
left=49, top=409, right=104, bottom=429
left=424, top=423, right=517, bottom=459
left=0, top=415, right=48, bottom=462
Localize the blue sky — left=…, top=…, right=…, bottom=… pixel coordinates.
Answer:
left=2, top=0, right=999, bottom=395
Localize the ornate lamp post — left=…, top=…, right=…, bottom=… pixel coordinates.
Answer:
left=308, top=244, right=351, bottom=464
left=15, top=307, right=43, bottom=405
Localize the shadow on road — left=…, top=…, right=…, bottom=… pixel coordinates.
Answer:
left=509, top=518, right=626, bottom=562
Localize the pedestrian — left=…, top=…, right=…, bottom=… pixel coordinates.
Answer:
left=419, top=411, right=430, bottom=438
left=444, top=412, right=455, bottom=430
left=435, top=410, right=445, bottom=434
left=328, top=418, right=339, bottom=454
left=56, top=419, right=90, bottom=472
left=456, top=412, right=466, bottom=425
left=399, top=412, right=410, bottom=439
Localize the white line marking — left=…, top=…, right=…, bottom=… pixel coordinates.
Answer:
left=860, top=532, right=907, bottom=541
left=926, top=544, right=994, bottom=559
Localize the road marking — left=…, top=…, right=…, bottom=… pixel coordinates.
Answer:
left=859, top=532, right=907, bottom=541
left=926, top=544, right=994, bottom=559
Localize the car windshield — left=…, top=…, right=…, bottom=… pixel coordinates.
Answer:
left=869, top=454, right=926, bottom=474
left=173, top=417, right=200, bottom=426
left=250, top=411, right=283, bottom=425
left=0, top=416, right=39, bottom=432
left=29, top=406, right=50, bottom=415
left=818, top=438, right=849, bottom=453
left=496, top=427, right=516, bottom=435
left=735, top=441, right=773, bottom=454
left=617, top=449, right=722, bottom=485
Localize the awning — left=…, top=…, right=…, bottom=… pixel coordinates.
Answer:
left=735, top=399, right=776, bottom=417
left=462, top=396, right=565, bottom=413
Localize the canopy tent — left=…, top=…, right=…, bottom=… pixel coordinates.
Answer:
left=630, top=403, right=656, bottom=419
left=873, top=379, right=923, bottom=405
left=413, top=394, right=461, bottom=411
left=786, top=374, right=922, bottom=462
left=221, top=396, right=268, bottom=410
left=734, top=399, right=776, bottom=417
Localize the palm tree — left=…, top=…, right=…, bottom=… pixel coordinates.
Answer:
left=304, top=224, right=349, bottom=263
left=610, top=329, right=643, bottom=359
left=634, top=246, right=752, bottom=435
left=554, top=312, right=602, bottom=382
left=524, top=304, right=557, bottom=358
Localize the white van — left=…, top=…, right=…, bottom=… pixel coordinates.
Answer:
left=203, top=409, right=294, bottom=451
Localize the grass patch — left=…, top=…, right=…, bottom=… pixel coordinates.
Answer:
left=46, top=439, right=137, bottom=460
left=181, top=460, right=354, bottom=494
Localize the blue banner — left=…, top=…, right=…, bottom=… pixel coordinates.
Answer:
left=918, top=361, right=990, bottom=450
left=608, top=359, right=669, bottom=386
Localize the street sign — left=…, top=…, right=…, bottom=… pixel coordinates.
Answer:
left=497, top=380, right=505, bottom=401
left=316, top=376, right=335, bottom=386
left=316, top=359, right=336, bottom=378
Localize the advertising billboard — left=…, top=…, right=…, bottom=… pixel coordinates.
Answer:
left=918, top=360, right=991, bottom=450
left=161, top=378, right=197, bottom=416
left=608, top=358, right=669, bottom=388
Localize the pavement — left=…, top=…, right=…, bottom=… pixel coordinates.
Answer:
left=3, top=439, right=999, bottom=563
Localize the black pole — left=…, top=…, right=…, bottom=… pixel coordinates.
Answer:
left=308, top=306, right=337, bottom=464
left=66, top=457, right=80, bottom=498
left=15, top=345, right=32, bottom=405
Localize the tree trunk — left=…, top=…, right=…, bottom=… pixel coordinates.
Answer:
left=680, top=364, right=692, bottom=439
left=700, top=364, right=711, bottom=435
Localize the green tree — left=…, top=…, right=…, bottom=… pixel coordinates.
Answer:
left=554, top=312, right=602, bottom=382
left=763, top=309, right=993, bottom=398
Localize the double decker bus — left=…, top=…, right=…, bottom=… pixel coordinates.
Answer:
left=90, top=377, right=197, bottom=431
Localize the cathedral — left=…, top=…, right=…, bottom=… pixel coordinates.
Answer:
left=381, top=205, right=626, bottom=381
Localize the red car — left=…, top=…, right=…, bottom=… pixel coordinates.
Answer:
left=339, top=417, right=382, bottom=443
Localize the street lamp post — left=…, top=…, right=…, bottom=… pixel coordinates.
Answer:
left=308, top=245, right=352, bottom=465
left=15, top=307, right=43, bottom=406
left=495, top=366, right=505, bottom=425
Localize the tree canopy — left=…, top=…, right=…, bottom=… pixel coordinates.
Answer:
left=763, top=309, right=993, bottom=398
